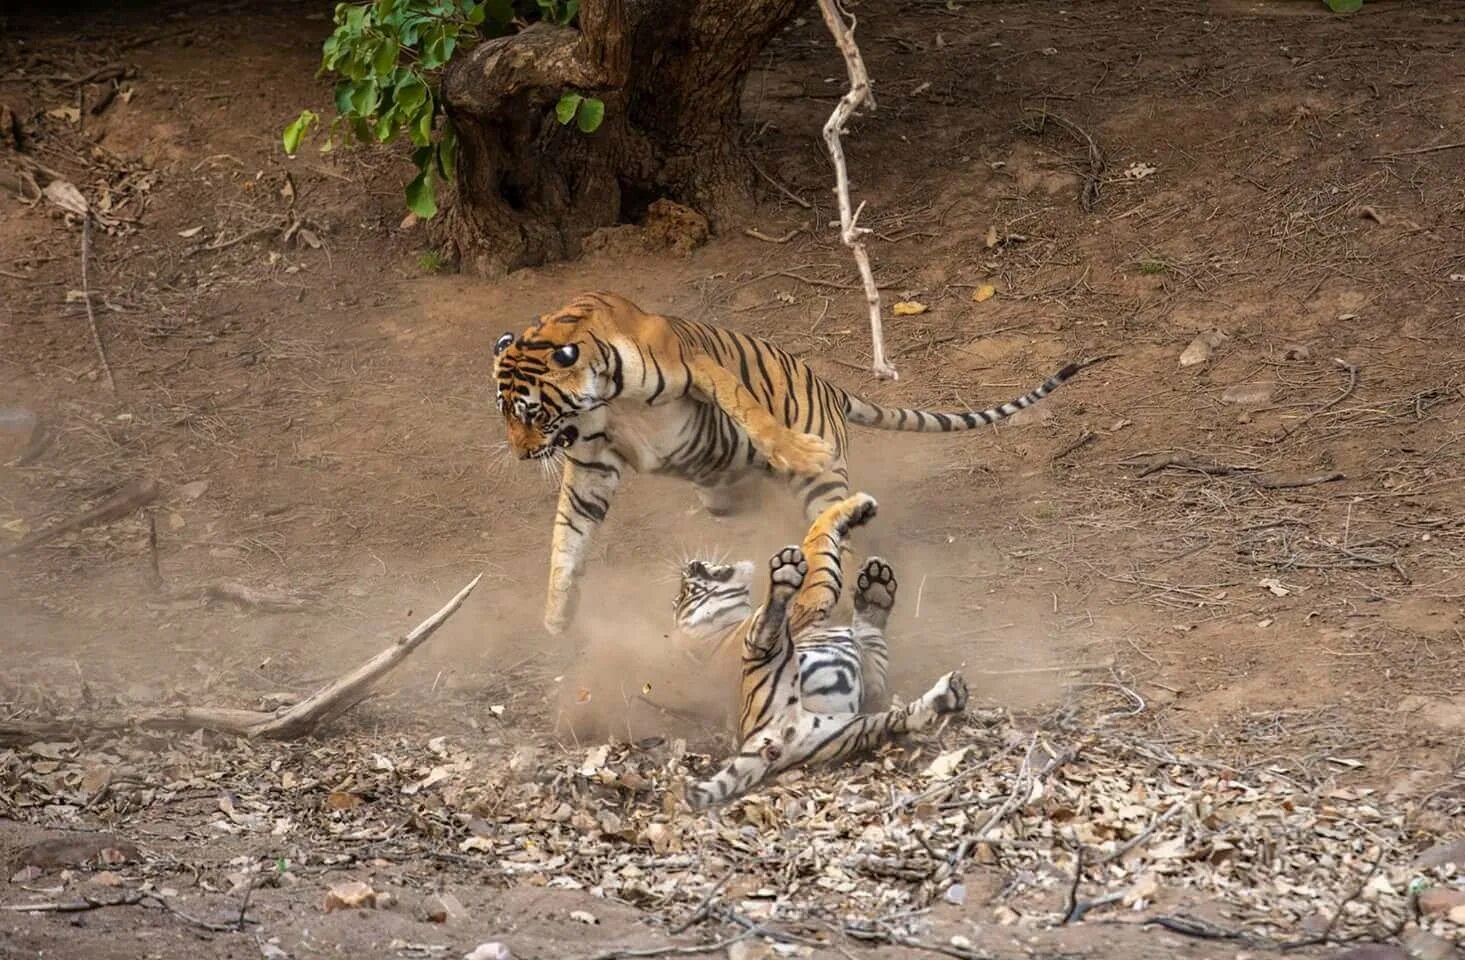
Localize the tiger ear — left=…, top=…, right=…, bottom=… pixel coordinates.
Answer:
left=494, top=332, right=514, bottom=355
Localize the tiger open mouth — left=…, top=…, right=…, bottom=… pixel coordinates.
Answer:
left=528, top=424, right=579, bottom=459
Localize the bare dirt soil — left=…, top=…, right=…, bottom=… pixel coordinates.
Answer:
left=2, top=1, right=1464, bottom=958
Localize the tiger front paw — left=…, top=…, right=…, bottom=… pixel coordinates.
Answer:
left=765, top=430, right=835, bottom=477
left=931, top=671, right=969, bottom=715
left=855, top=557, right=898, bottom=615
left=767, top=546, right=808, bottom=602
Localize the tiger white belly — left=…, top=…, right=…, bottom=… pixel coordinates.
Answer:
left=605, top=399, right=761, bottom=480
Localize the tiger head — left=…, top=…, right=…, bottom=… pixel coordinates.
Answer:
left=674, top=559, right=757, bottom=639
left=492, top=297, right=623, bottom=459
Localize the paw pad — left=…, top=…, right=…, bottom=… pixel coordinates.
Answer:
left=855, top=557, right=898, bottom=611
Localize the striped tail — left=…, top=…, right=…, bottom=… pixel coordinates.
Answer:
left=843, top=355, right=1110, bottom=432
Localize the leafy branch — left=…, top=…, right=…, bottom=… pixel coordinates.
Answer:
left=283, top=0, right=604, bottom=219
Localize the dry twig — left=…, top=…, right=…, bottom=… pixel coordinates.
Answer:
left=1266, top=358, right=1358, bottom=445
left=1280, top=847, right=1387, bottom=950
left=2, top=478, right=158, bottom=556
left=583, top=933, right=752, bottom=960
left=81, top=213, right=117, bottom=394
left=747, top=154, right=812, bottom=209
left=1135, top=454, right=1257, bottom=479
left=814, top=0, right=896, bottom=380
left=1023, top=110, right=1106, bottom=210
left=744, top=227, right=801, bottom=244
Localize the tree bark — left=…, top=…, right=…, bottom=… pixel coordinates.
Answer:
left=440, top=0, right=805, bottom=277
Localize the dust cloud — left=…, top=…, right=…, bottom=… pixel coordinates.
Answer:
left=526, top=424, right=1079, bottom=746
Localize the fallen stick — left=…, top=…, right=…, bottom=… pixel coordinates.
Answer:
left=1135, top=454, right=1257, bottom=479
left=815, top=0, right=896, bottom=380
left=2, top=478, right=157, bottom=556
left=0, top=574, right=482, bottom=745
left=1265, top=358, right=1358, bottom=445
left=1252, top=471, right=1345, bottom=490
left=1024, top=110, right=1106, bottom=211
left=582, top=934, right=752, bottom=960
left=81, top=212, right=118, bottom=394
left=4, top=890, right=243, bottom=933
left=1051, top=428, right=1095, bottom=461
left=201, top=580, right=315, bottom=612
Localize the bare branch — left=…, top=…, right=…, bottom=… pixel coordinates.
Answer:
left=814, top=0, right=896, bottom=380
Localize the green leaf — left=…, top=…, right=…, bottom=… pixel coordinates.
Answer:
left=560, top=0, right=579, bottom=25
left=1324, top=0, right=1362, bottom=9
left=282, top=110, right=318, bottom=155
left=344, top=4, right=368, bottom=34
left=465, top=1, right=486, bottom=25
left=334, top=81, right=355, bottom=116
left=372, top=38, right=399, bottom=75
left=407, top=105, right=427, bottom=145
left=420, top=24, right=448, bottom=68
left=405, top=165, right=438, bottom=218
left=349, top=78, right=380, bottom=116
left=373, top=108, right=396, bottom=142
left=555, top=92, right=582, bottom=125
left=575, top=96, right=604, bottom=133
left=395, top=73, right=428, bottom=114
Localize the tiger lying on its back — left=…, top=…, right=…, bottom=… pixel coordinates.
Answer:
left=672, top=534, right=897, bottom=723
left=493, top=291, right=1102, bottom=637
left=680, top=493, right=968, bottom=811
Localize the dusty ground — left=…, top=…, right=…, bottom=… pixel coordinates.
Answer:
left=2, top=0, right=1464, bottom=957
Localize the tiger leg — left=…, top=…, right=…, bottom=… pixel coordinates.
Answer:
left=686, top=355, right=833, bottom=477
left=852, top=557, right=897, bottom=710
left=688, top=547, right=807, bottom=810
left=786, top=486, right=868, bottom=636
left=544, top=454, right=624, bottom=638
left=686, top=671, right=969, bottom=812
left=737, top=545, right=807, bottom=738
left=787, top=670, right=968, bottom=769
left=693, top=478, right=745, bottom=518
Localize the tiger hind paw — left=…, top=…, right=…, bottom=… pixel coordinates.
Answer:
left=931, top=671, right=969, bottom=715
left=767, top=546, right=808, bottom=602
left=855, top=557, right=898, bottom=614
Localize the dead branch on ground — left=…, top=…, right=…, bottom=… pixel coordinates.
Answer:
left=0, top=574, right=482, bottom=745
left=1134, top=454, right=1258, bottom=479
left=80, top=212, right=117, bottom=394
left=1023, top=110, right=1106, bottom=211
left=815, top=0, right=896, bottom=380
left=2, top=478, right=158, bottom=556
left=1266, top=358, right=1358, bottom=445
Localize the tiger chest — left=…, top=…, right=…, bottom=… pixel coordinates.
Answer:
left=605, top=399, right=749, bottom=477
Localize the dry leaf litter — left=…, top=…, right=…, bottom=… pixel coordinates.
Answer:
left=2, top=709, right=1462, bottom=951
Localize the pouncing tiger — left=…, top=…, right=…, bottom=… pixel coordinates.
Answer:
left=492, top=291, right=1103, bottom=637
left=680, top=492, right=968, bottom=811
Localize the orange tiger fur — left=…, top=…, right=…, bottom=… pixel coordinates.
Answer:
left=492, top=292, right=1101, bottom=637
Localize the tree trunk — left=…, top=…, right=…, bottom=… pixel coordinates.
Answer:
left=439, top=0, right=804, bottom=277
